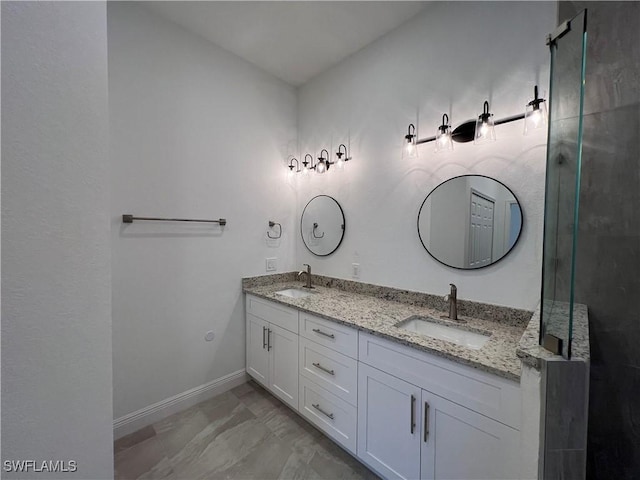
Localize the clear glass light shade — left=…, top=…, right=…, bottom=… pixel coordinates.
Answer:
left=302, top=155, right=313, bottom=176
left=524, top=101, right=548, bottom=135
left=316, top=160, right=326, bottom=174
left=402, top=137, right=418, bottom=159
left=287, top=158, right=300, bottom=177
left=335, top=144, right=348, bottom=171
left=474, top=115, right=496, bottom=144
left=435, top=126, right=453, bottom=152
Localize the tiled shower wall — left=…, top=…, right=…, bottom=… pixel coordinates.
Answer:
left=558, top=2, right=640, bottom=479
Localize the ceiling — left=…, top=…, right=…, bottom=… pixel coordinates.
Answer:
left=144, top=1, right=429, bottom=87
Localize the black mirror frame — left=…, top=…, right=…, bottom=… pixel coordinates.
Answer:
left=300, top=195, right=346, bottom=257
left=417, top=174, right=524, bottom=270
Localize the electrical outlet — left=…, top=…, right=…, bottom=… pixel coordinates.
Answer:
left=266, top=257, right=277, bottom=272
left=352, top=263, right=360, bottom=279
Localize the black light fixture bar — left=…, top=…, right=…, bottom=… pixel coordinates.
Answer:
left=495, top=112, right=527, bottom=126
left=415, top=134, right=437, bottom=145
left=288, top=135, right=353, bottom=176
left=410, top=86, right=544, bottom=146
left=414, top=112, right=526, bottom=145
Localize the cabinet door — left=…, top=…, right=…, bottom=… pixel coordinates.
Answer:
left=357, top=363, right=421, bottom=480
left=269, top=323, right=299, bottom=410
left=420, top=390, right=520, bottom=480
left=246, top=314, right=269, bottom=387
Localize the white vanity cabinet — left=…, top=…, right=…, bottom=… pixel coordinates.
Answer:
left=245, top=295, right=299, bottom=410
left=244, top=293, right=524, bottom=480
left=357, top=332, right=521, bottom=480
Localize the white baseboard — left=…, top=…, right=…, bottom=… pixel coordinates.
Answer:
left=113, top=369, right=248, bottom=440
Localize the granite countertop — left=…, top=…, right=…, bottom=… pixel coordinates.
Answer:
left=243, top=273, right=532, bottom=382
left=517, top=302, right=590, bottom=370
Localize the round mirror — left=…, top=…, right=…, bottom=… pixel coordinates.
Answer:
left=418, top=175, right=523, bottom=269
left=301, top=195, right=345, bottom=256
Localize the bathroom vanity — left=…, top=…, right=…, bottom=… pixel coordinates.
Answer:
left=243, top=272, right=548, bottom=480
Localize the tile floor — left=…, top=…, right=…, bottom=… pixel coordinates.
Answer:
left=114, top=380, right=379, bottom=479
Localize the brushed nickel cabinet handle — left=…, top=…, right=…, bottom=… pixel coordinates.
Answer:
left=312, top=362, right=335, bottom=376
left=424, top=402, right=430, bottom=442
left=312, top=403, right=334, bottom=420
left=410, top=395, right=416, bottom=434
left=312, top=328, right=335, bottom=339
left=262, top=326, right=267, bottom=349
left=267, top=329, right=272, bottom=351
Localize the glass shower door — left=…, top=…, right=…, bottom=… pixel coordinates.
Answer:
left=540, top=10, right=587, bottom=358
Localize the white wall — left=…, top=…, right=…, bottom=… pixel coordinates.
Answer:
left=1, top=2, right=113, bottom=478
left=108, top=3, right=297, bottom=420
left=296, top=1, right=557, bottom=310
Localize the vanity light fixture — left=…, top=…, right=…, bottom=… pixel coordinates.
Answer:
left=287, top=157, right=300, bottom=177
left=315, top=149, right=330, bottom=174
left=302, top=154, right=313, bottom=175
left=286, top=138, right=354, bottom=177
left=335, top=143, right=350, bottom=169
left=524, top=85, right=548, bottom=135
left=474, top=101, right=496, bottom=144
left=435, top=114, right=453, bottom=152
left=401, top=85, right=546, bottom=153
left=403, top=123, right=418, bottom=159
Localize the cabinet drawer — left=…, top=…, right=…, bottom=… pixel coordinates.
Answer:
left=298, top=376, right=357, bottom=454
left=359, top=332, right=521, bottom=429
left=299, top=337, right=358, bottom=406
left=299, top=313, right=358, bottom=358
left=246, top=294, right=298, bottom=333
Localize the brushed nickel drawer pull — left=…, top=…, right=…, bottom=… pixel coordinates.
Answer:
left=262, top=326, right=267, bottom=349
left=312, top=328, right=335, bottom=339
left=424, top=402, right=430, bottom=443
left=312, top=403, right=335, bottom=420
left=267, top=328, right=272, bottom=351
left=312, top=362, right=335, bottom=376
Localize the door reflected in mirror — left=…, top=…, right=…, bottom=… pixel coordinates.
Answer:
left=301, top=195, right=346, bottom=256
left=417, top=175, right=523, bottom=269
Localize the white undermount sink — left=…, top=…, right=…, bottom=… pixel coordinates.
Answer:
left=397, top=316, right=491, bottom=350
left=275, top=288, right=314, bottom=299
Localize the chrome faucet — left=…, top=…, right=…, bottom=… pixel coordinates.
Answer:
left=298, top=264, right=313, bottom=289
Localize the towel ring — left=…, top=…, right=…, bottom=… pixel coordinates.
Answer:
left=312, top=222, right=325, bottom=238
left=267, top=221, right=282, bottom=239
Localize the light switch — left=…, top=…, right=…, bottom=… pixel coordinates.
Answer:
left=266, top=257, right=277, bottom=272
left=352, top=263, right=360, bottom=278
